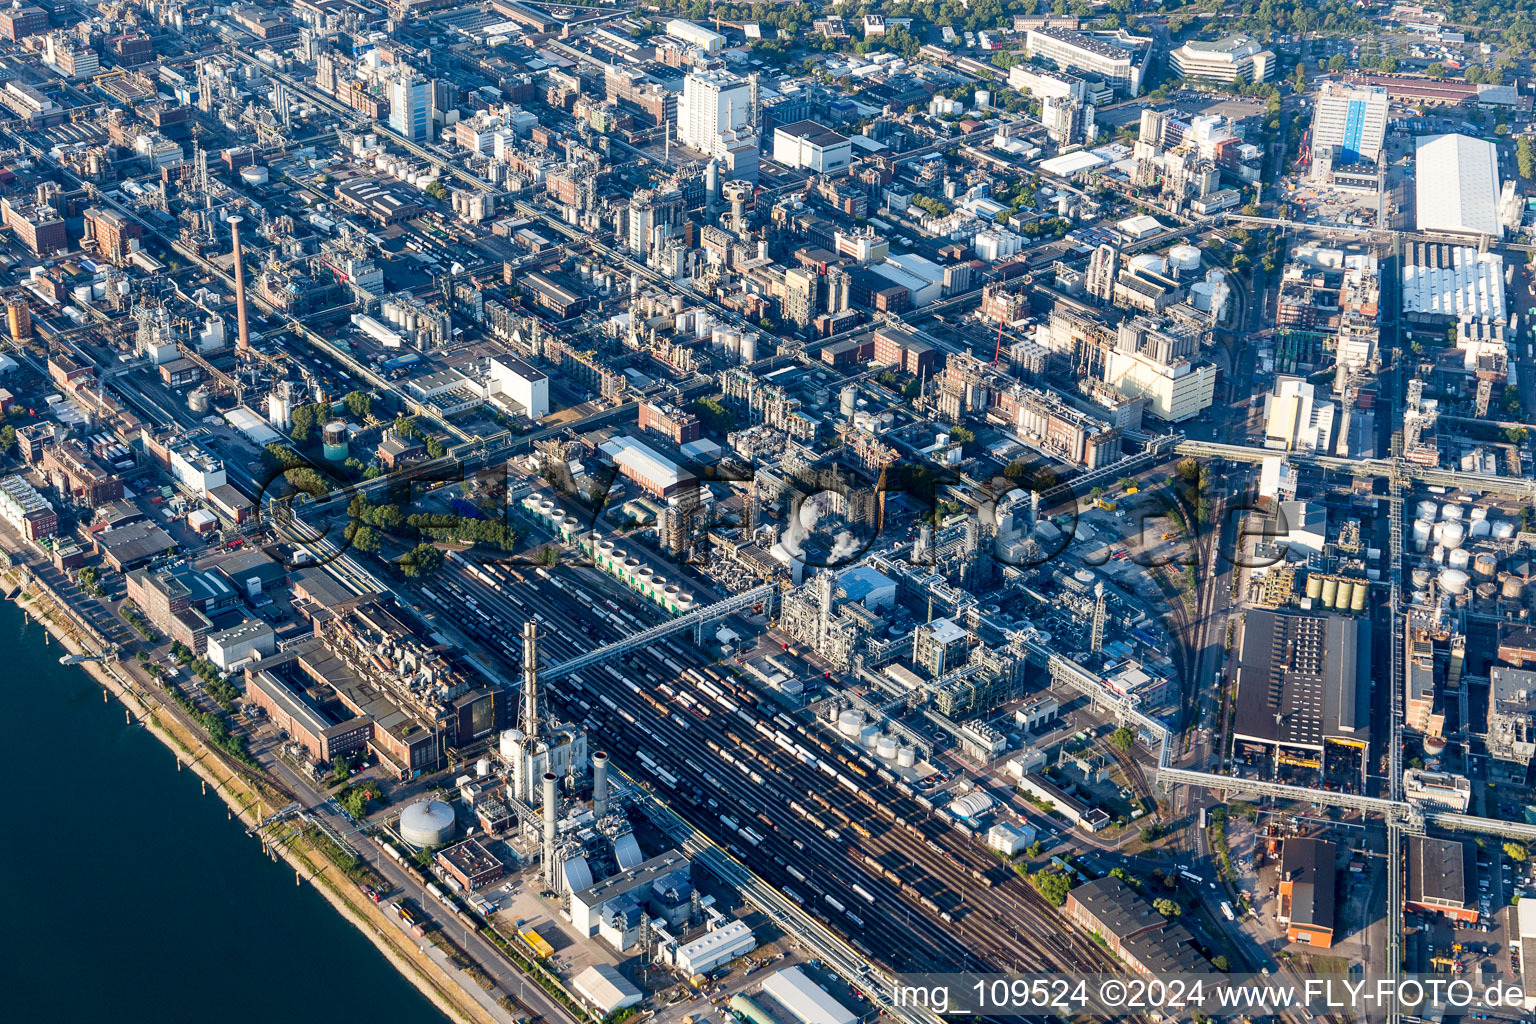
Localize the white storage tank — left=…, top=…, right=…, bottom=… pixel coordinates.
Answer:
left=1416, top=500, right=1438, bottom=521
left=1493, top=520, right=1518, bottom=540
left=400, top=799, right=457, bottom=847
left=897, top=746, right=917, bottom=768
left=499, top=728, right=525, bottom=760
left=476, top=758, right=491, bottom=777
left=1412, top=519, right=1433, bottom=551
left=876, top=736, right=899, bottom=760
left=860, top=724, right=881, bottom=747
left=1441, top=504, right=1465, bottom=522
left=1447, top=548, right=1471, bottom=570
left=837, top=710, right=865, bottom=737
left=1439, top=569, right=1471, bottom=596
left=1440, top=521, right=1466, bottom=549
left=240, top=165, right=270, bottom=186
left=1168, top=244, right=1202, bottom=274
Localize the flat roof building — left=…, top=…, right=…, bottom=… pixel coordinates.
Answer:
left=1170, top=34, right=1275, bottom=84
left=436, top=838, right=503, bottom=890
left=1277, top=838, right=1337, bottom=947
left=1232, top=610, right=1371, bottom=768
left=1026, top=25, right=1151, bottom=95
left=1416, top=133, right=1503, bottom=238
left=1406, top=835, right=1478, bottom=924
left=773, top=121, right=852, bottom=174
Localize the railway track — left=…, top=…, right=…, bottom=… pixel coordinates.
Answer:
left=426, top=557, right=1126, bottom=978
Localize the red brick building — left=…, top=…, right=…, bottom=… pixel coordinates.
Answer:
left=638, top=401, right=701, bottom=445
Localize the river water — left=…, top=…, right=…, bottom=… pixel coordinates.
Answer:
left=0, top=599, right=446, bottom=1022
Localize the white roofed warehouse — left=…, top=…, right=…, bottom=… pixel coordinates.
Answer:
left=761, top=967, right=858, bottom=1024
left=1415, top=133, right=1503, bottom=238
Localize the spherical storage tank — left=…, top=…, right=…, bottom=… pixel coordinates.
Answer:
left=1168, top=245, right=1202, bottom=274
left=400, top=799, right=456, bottom=847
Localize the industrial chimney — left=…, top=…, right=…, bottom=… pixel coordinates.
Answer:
left=521, top=620, right=540, bottom=742
left=541, top=771, right=558, bottom=888
left=593, top=751, right=609, bottom=818
left=228, top=215, right=250, bottom=354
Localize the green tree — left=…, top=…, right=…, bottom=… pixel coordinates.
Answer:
left=425, top=437, right=445, bottom=459
left=1378, top=55, right=1399, bottom=74
left=332, top=755, right=352, bottom=783
left=1518, top=136, right=1536, bottom=181
left=1109, top=726, right=1136, bottom=753
left=1153, top=897, right=1182, bottom=918
left=78, top=566, right=102, bottom=597
left=424, top=181, right=449, bottom=201
left=400, top=543, right=444, bottom=577
left=1506, top=427, right=1529, bottom=445
left=1426, top=62, right=1446, bottom=80
left=0, top=423, right=15, bottom=455
left=290, top=403, right=318, bottom=442
left=343, top=390, right=373, bottom=420
left=949, top=425, right=975, bottom=445
left=1327, top=53, right=1347, bottom=72
left=1505, top=842, right=1528, bottom=863
left=1029, top=869, right=1072, bottom=907
left=1212, top=955, right=1231, bottom=972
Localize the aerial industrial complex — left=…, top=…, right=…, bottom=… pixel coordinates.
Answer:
left=5, top=2, right=1536, bottom=1023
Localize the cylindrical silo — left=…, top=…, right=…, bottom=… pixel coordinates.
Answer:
left=1439, top=569, right=1471, bottom=596
left=1321, top=577, right=1338, bottom=607
left=1350, top=582, right=1367, bottom=612
left=1306, top=575, right=1323, bottom=600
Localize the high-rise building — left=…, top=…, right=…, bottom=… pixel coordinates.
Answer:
left=783, top=267, right=816, bottom=327
left=678, top=68, right=757, bottom=172
left=387, top=69, right=434, bottom=143
left=1041, top=95, right=1095, bottom=147
left=1309, top=83, right=1389, bottom=183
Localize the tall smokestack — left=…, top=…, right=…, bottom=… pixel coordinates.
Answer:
left=593, top=751, right=609, bottom=818
left=542, top=771, right=558, bottom=888
left=521, top=620, right=540, bottom=742
left=228, top=215, right=250, bottom=354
